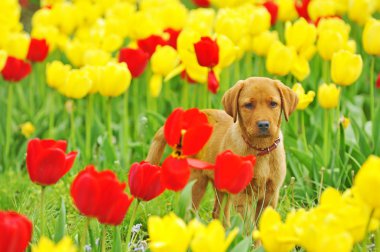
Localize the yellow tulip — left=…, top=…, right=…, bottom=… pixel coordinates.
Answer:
left=277, top=0, right=298, bottom=21
left=291, top=56, right=310, bottom=81
left=98, top=62, right=131, bottom=97
left=344, top=39, right=357, bottom=53
left=292, top=83, right=315, bottom=109
left=82, top=66, right=102, bottom=94
left=317, top=18, right=351, bottom=42
left=333, top=0, right=349, bottom=14
left=299, top=45, right=316, bottom=61
left=151, top=45, right=179, bottom=76
left=59, top=69, right=92, bottom=99
left=354, top=155, right=380, bottom=209
left=362, top=18, right=380, bottom=55
left=4, top=32, right=30, bottom=59
left=148, top=213, right=192, bottom=252
left=251, top=30, right=279, bottom=56
left=46, top=60, right=72, bottom=89
left=348, top=0, right=373, bottom=25
left=130, top=11, right=162, bottom=39
left=317, top=30, right=345, bottom=60
left=65, top=40, right=87, bottom=67
left=32, top=236, right=77, bottom=252
left=159, top=3, right=188, bottom=31
left=308, top=0, right=338, bottom=21
left=83, top=49, right=111, bottom=66
left=266, top=41, right=296, bottom=76
left=331, top=50, right=363, bottom=86
left=186, top=8, right=215, bottom=36
left=31, top=25, right=60, bottom=51
left=253, top=207, right=297, bottom=252
left=285, top=18, right=317, bottom=52
left=191, top=220, right=238, bottom=252
left=0, top=50, right=7, bottom=71
left=216, top=34, right=237, bottom=69
left=32, top=8, right=57, bottom=28
left=317, top=83, right=340, bottom=109
left=340, top=116, right=350, bottom=129
left=149, top=74, right=163, bottom=98
left=248, top=6, right=271, bottom=36
left=51, top=2, right=80, bottom=34
left=20, top=122, right=36, bottom=138
left=211, top=0, right=246, bottom=7
left=215, top=8, right=249, bottom=44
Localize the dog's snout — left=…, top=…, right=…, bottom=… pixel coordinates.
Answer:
left=257, top=121, right=270, bottom=131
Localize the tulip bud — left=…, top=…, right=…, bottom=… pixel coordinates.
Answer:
left=266, top=41, right=296, bottom=76
left=46, top=60, right=72, bottom=89
left=331, top=50, right=363, bottom=86
left=317, top=83, right=340, bottom=109
left=362, top=18, right=380, bottom=56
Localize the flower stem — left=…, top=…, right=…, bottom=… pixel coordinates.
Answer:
left=323, top=109, right=330, bottom=166
left=106, top=97, right=113, bottom=146
left=125, top=200, right=140, bottom=252
left=219, top=194, right=229, bottom=225
left=80, top=218, right=90, bottom=251
left=101, top=226, right=107, bottom=252
left=369, top=56, right=375, bottom=145
left=69, top=102, right=76, bottom=149
left=48, top=92, right=55, bottom=138
left=182, top=80, right=189, bottom=109
left=40, top=186, right=46, bottom=237
left=85, top=94, right=94, bottom=161
left=323, top=60, right=330, bottom=83
left=4, top=84, right=13, bottom=168
left=123, top=91, right=130, bottom=165
left=300, top=112, right=309, bottom=152
left=363, top=209, right=375, bottom=251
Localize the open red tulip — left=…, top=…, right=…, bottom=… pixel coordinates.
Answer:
left=27, top=38, right=49, bottom=62
left=26, top=138, right=77, bottom=186
left=129, top=161, right=165, bottom=201
left=0, top=211, right=33, bottom=252
left=1, top=56, right=31, bottom=82
left=295, top=0, right=311, bottom=22
left=71, top=165, right=134, bottom=225
left=192, top=0, right=210, bottom=7
left=137, top=35, right=167, bottom=57
left=161, top=156, right=190, bottom=191
left=214, top=150, right=256, bottom=194
left=194, top=37, right=219, bottom=68
left=263, top=1, right=279, bottom=26
left=164, top=28, right=181, bottom=49
left=118, top=48, right=149, bottom=78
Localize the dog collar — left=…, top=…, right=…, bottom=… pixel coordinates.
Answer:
left=243, top=137, right=281, bottom=156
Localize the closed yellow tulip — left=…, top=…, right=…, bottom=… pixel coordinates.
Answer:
left=354, top=155, right=380, bottom=209
left=292, top=83, right=315, bottom=110
left=59, top=69, right=92, bottom=99
left=299, top=45, right=316, bottom=61
left=277, top=0, right=298, bottom=21
left=363, top=18, right=380, bottom=55
left=46, top=60, right=72, bottom=89
left=4, top=32, right=30, bottom=59
left=216, top=34, right=237, bottom=69
left=98, top=62, right=131, bottom=97
left=285, top=18, right=317, bottom=52
left=32, top=8, right=56, bottom=28
left=191, top=220, right=238, bottom=252
left=65, top=40, right=87, bottom=67
left=348, top=0, right=373, bottom=25
left=151, top=46, right=179, bottom=76
left=248, top=7, right=271, bottom=36
left=32, top=236, right=77, bottom=252
left=317, top=83, right=340, bottom=109
left=20, top=122, right=36, bottom=138
left=31, top=25, right=60, bottom=51
left=148, top=213, right=192, bottom=252
left=51, top=2, right=80, bottom=34
left=130, top=11, right=161, bottom=39
left=215, top=8, right=249, bottom=44
left=291, top=56, right=310, bottom=81
left=82, top=66, right=102, bottom=94
left=186, top=8, right=215, bottom=36
left=308, top=0, right=338, bottom=21
left=266, top=41, right=296, bottom=76
left=344, top=39, right=357, bottom=53
left=317, top=17, right=351, bottom=42
left=211, top=0, right=246, bottom=7
left=83, top=49, right=111, bottom=66
left=331, top=50, right=363, bottom=86
left=251, top=30, right=279, bottom=56
left=317, top=30, right=345, bottom=60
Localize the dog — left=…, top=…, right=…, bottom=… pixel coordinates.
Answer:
left=146, top=77, right=298, bottom=224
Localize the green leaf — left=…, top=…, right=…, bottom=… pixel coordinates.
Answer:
left=175, top=180, right=197, bottom=220
left=112, top=226, right=122, bottom=252
left=229, top=236, right=252, bottom=252
left=54, top=198, right=66, bottom=243
left=289, top=147, right=313, bottom=168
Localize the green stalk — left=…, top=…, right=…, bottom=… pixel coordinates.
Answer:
left=80, top=218, right=90, bottom=252
left=132, top=79, right=139, bottom=139
left=323, top=109, right=330, bottom=166
left=4, top=84, right=14, bottom=168
left=218, top=194, right=229, bottom=225
left=85, top=94, right=94, bottom=161
left=29, top=67, right=36, bottom=115
left=182, top=80, right=189, bottom=109
left=125, top=200, right=140, bottom=252
left=101, top=226, right=107, bottom=252
left=40, top=186, right=46, bottom=237
left=300, top=112, right=309, bottom=152
left=369, top=56, right=375, bottom=143
left=107, top=97, right=113, bottom=146
left=323, top=60, right=330, bottom=83
left=69, top=102, right=76, bottom=149
left=123, top=91, right=130, bottom=165
left=362, top=209, right=375, bottom=251
left=48, top=92, right=55, bottom=138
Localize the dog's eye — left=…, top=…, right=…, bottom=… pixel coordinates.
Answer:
left=270, top=101, right=278, bottom=108
left=244, top=103, right=254, bottom=109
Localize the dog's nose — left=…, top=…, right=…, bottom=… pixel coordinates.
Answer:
left=257, top=121, right=270, bottom=131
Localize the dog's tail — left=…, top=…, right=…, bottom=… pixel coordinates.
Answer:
left=146, top=126, right=166, bottom=165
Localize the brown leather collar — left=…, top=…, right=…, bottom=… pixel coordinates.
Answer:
left=243, top=137, right=281, bottom=156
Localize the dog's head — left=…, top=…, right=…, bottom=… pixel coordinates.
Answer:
left=222, top=77, right=298, bottom=139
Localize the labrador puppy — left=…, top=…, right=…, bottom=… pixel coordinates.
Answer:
left=146, top=77, right=298, bottom=223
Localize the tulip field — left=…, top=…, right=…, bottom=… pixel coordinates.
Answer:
left=1, top=0, right=380, bottom=251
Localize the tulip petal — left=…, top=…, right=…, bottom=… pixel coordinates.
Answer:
left=164, top=108, right=184, bottom=147
left=187, top=158, right=214, bottom=170
left=32, top=148, right=67, bottom=185
left=182, top=124, right=213, bottom=156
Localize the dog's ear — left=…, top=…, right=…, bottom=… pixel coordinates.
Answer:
left=275, top=80, right=298, bottom=121
left=222, top=80, right=245, bottom=123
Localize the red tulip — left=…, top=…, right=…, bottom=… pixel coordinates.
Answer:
left=164, top=28, right=181, bottom=49
left=0, top=211, right=33, bottom=252
left=194, top=37, right=219, bottom=68
left=192, top=0, right=210, bottom=7
left=129, top=161, right=165, bottom=201
left=71, top=165, right=134, bottom=225
left=118, top=48, right=149, bottom=78
left=161, top=156, right=190, bottom=191
left=26, top=138, right=77, bottom=186
left=214, top=150, right=256, bottom=194
left=295, top=0, right=311, bottom=22
left=376, top=73, right=380, bottom=89
left=1, top=56, right=31, bottom=82
left=137, top=35, right=167, bottom=57
left=27, top=38, right=49, bottom=62
left=164, top=108, right=213, bottom=156
left=208, top=70, right=219, bottom=94
left=263, top=1, right=278, bottom=26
